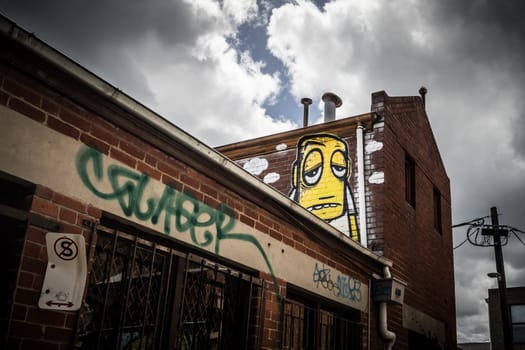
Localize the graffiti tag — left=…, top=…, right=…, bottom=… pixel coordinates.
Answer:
left=312, top=262, right=362, bottom=302
left=76, top=147, right=278, bottom=286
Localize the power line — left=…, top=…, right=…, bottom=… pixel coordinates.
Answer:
left=512, top=230, right=525, bottom=247
left=452, top=216, right=489, bottom=228
left=452, top=215, right=525, bottom=249
left=453, top=237, right=469, bottom=250
left=454, top=208, right=524, bottom=349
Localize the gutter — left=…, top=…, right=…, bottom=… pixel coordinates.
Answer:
left=0, top=15, right=392, bottom=268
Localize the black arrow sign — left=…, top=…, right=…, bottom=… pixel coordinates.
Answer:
left=46, top=300, right=74, bottom=308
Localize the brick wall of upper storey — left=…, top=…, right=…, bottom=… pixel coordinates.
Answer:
left=218, top=90, right=457, bottom=346
left=372, top=91, right=457, bottom=347
left=216, top=114, right=386, bottom=251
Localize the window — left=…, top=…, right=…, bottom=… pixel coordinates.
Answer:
left=0, top=172, right=35, bottom=345
left=77, top=223, right=264, bottom=350
left=408, top=330, right=441, bottom=350
left=511, top=304, right=525, bottom=343
left=77, top=227, right=175, bottom=349
left=405, top=154, right=416, bottom=207
left=282, top=294, right=362, bottom=350
left=433, top=186, right=442, bottom=233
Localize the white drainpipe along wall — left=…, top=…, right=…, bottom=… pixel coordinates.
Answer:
left=356, top=124, right=367, bottom=247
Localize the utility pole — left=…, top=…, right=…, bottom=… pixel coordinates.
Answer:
left=486, top=206, right=513, bottom=350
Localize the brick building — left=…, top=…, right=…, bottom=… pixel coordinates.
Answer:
left=0, top=14, right=455, bottom=350
left=0, top=15, right=397, bottom=350
left=488, top=286, right=525, bottom=350
left=216, top=92, right=456, bottom=347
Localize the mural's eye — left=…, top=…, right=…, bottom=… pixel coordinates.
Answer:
left=303, top=150, right=323, bottom=186
left=332, top=165, right=346, bottom=178
left=331, top=150, right=347, bottom=179
left=304, top=165, right=322, bottom=185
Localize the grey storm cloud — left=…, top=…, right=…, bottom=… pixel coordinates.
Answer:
left=0, top=0, right=219, bottom=105
left=429, top=0, right=525, bottom=159
left=1, top=0, right=207, bottom=50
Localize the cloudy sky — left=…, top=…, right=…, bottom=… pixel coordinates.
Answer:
left=2, top=0, right=524, bottom=343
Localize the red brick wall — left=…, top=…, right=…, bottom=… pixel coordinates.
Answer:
left=223, top=91, right=457, bottom=347
left=7, top=185, right=100, bottom=350
left=377, top=93, right=457, bottom=347
left=1, top=48, right=383, bottom=348
left=363, top=124, right=386, bottom=255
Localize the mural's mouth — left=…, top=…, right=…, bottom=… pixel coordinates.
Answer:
left=307, top=203, right=341, bottom=211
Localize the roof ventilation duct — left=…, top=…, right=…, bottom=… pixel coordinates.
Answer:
left=419, top=86, right=428, bottom=109
left=322, top=92, right=342, bottom=122
left=301, top=97, right=312, bottom=127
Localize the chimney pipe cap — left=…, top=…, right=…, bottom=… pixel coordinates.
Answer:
left=301, top=97, right=313, bottom=106
left=322, top=92, right=342, bottom=107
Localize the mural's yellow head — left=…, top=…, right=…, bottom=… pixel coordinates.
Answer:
left=292, top=134, right=351, bottom=221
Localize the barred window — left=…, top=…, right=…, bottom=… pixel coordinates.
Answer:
left=77, top=223, right=264, bottom=350
left=281, top=294, right=362, bottom=350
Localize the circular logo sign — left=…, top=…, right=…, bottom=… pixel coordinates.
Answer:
left=53, top=237, right=79, bottom=261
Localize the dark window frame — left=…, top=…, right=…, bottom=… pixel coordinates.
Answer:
left=282, top=288, right=362, bottom=350
left=405, top=154, right=416, bottom=207
left=433, top=186, right=442, bottom=234
left=511, top=304, right=525, bottom=344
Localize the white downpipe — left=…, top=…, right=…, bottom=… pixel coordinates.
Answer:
left=356, top=125, right=367, bottom=247
left=379, top=266, right=396, bottom=349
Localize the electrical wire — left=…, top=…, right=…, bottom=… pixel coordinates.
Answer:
left=454, top=225, right=480, bottom=250
left=452, top=216, right=489, bottom=228
left=453, top=216, right=486, bottom=250
left=453, top=215, right=525, bottom=249
left=453, top=237, right=470, bottom=250
left=512, top=230, right=525, bottom=247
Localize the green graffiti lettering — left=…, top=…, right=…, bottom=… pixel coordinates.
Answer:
left=76, top=146, right=280, bottom=291
left=150, top=184, right=175, bottom=232
left=107, top=165, right=144, bottom=217
left=77, top=147, right=118, bottom=199
left=76, top=146, right=282, bottom=346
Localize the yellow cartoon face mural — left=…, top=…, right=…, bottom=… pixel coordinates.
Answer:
left=290, top=134, right=359, bottom=241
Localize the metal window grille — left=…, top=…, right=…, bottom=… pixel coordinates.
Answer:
left=77, top=225, right=265, bottom=350
left=281, top=298, right=362, bottom=350
left=77, top=228, right=173, bottom=350
left=175, top=259, right=264, bottom=350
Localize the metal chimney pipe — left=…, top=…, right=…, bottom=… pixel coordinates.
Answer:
left=322, top=92, right=342, bottom=122
left=419, top=86, right=427, bottom=109
left=301, top=97, right=312, bottom=127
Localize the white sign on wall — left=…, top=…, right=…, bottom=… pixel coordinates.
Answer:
left=38, top=233, right=87, bottom=311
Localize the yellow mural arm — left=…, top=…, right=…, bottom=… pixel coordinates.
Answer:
left=350, top=215, right=359, bottom=241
